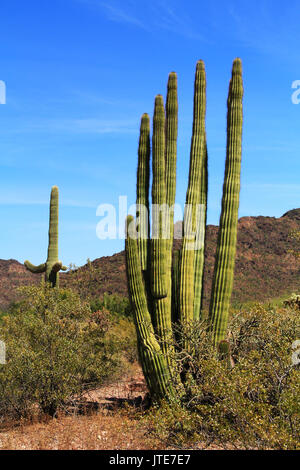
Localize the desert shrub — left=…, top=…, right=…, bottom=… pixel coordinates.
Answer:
left=143, top=304, right=300, bottom=450
left=90, top=294, right=132, bottom=319
left=283, top=293, right=300, bottom=311
left=0, top=284, right=123, bottom=419
left=66, top=259, right=102, bottom=299
left=107, top=317, right=138, bottom=364
left=90, top=295, right=137, bottom=363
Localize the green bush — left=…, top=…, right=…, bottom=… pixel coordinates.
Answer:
left=284, top=293, right=300, bottom=311
left=0, top=284, right=122, bottom=418
left=90, top=294, right=132, bottom=319
left=143, top=304, right=300, bottom=450
left=90, top=294, right=137, bottom=363
left=108, top=317, right=138, bottom=364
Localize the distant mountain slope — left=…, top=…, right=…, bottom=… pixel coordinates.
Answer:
left=1, top=209, right=299, bottom=311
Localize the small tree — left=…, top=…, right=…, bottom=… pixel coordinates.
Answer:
left=0, top=284, right=120, bottom=418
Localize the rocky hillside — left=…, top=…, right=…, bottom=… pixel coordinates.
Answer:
left=1, top=209, right=299, bottom=311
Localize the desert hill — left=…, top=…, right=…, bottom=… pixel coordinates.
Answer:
left=0, top=209, right=299, bottom=311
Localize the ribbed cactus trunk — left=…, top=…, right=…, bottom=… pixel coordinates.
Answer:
left=193, top=141, right=208, bottom=320
left=150, top=95, right=175, bottom=365
left=165, top=72, right=178, bottom=265
left=125, top=215, right=175, bottom=401
left=179, top=61, right=207, bottom=337
left=209, top=58, right=244, bottom=345
left=136, top=114, right=150, bottom=273
left=151, top=95, right=168, bottom=301
left=126, top=58, right=243, bottom=403
left=165, top=72, right=178, bottom=327
left=24, top=186, right=67, bottom=287
left=126, top=75, right=180, bottom=401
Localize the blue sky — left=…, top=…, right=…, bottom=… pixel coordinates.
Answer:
left=0, top=0, right=299, bottom=266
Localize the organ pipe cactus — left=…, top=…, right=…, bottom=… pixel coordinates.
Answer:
left=136, top=114, right=150, bottom=272
left=125, top=59, right=243, bottom=401
left=24, top=186, right=67, bottom=287
left=209, top=58, right=244, bottom=345
left=126, top=215, right=175, bottom=399
left=179, top=60, right=207, bottom=333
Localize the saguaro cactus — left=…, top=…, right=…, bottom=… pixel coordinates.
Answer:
left=24, top=186, right=67, bottom=287
left=125, top=58, right=243, bottom=402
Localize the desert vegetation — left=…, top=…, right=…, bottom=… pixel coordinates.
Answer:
left=0, top=292, right=299, bottom=449
left=0, top=57, right=299, bottom=451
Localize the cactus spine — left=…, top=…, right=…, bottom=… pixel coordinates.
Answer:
left=209, top=58, right=243, bottom=345
left=126, top=58, right=243, bottom=402
left=24, top=186, right=67, bottom=287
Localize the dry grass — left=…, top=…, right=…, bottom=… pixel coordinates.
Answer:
left=0, top=363, right=159, bottom=450
left=0, top=362, right=240, bottom=450
left=0, top=408, right=231, bottom=450
left=0, top=410, right=163, bottom=450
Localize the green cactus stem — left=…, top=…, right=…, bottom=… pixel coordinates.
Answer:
left=24, top=186, right=67, bottom=288
left=179, top=60, right=207, bottom=334
left=126, top=58, right=243, bottom=403
left=209, top=58, right=244, bottom=345
left=151, top=95, right=168, bottom=300
left=218, top=340, right=234, bottom=369
left=125, top=215, right=175, bottom=401
left=193, top=139, right=208, bottom=321
left=136, top=113, right=150, bottom=273
left=150, top=94, right=175, bottom=364
left=171, top=249, right=181, bottom=324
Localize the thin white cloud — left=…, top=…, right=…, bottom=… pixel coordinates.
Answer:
left=151, top=0, right=207, bottom=41
left=99, top=1, right=148, bottom=30
left=75, top=0, right=206, bottom=41
left=74, top=0, right=148, bottom=29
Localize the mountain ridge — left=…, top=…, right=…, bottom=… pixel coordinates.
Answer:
left=1, top=209, right=299, bottom=311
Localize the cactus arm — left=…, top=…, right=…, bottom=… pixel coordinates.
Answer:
left=151, top=95, right=167, bottom=300
left=125, top=215, right=175, bottom=401
left=209, top=58, right=243, bottom=345
left=47, top=261, right=67, bottom=288
left=165, top=71, right=178, bottom=322
left=165, top=72, right=178, bottom=216
left=150, top=94, right=177, bottom=366
left=171, top=249, right=181, bottom=324
left=193, top=140, right=208, bottom=320
left=24, top=261, right=46, bottom=273
left=136, top=114, right=150, bottom=272
left=179, top=60, right=206, bottom=331
left=50, top=261, right=64, bottom=273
